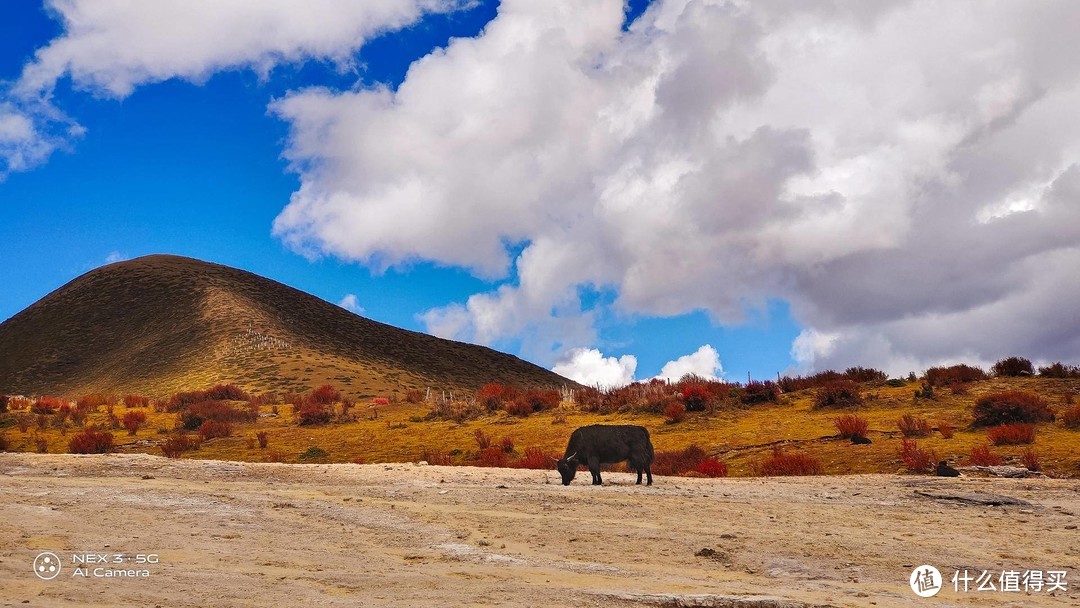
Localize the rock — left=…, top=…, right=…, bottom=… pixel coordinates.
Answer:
left=850, top=436, right=872, bottom=445
left=914, top=490, right=1033, bottom=507
left=958, top=465, right=1046, bottom=478
left=935, top=460, right=960, bottom=477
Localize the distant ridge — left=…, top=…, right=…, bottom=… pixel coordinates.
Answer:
left=0, top=254, right=574, bottom=397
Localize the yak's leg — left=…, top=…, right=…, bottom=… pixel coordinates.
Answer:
left=645, top=464, right=653, bottom=486
left=630, top=458, right=643, bottom=484
left=587, top=456, right=602, bottom=485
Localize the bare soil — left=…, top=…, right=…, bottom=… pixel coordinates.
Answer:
left=1, top=453, right=1078, bottom=607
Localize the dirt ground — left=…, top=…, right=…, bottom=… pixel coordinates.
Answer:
left=1, top=453, right=1077, bottom=607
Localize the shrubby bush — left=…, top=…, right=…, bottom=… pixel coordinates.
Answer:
left=68, top=427, right=115, bottom=454
left=651, top=445, right=708, bottom=476
left=986, top=423, right=1036, bottom=445
left=833, top=414, right=869, bottom=439
left=813, top=380, right=863, bottom=409
left=898, top=438, right=936, bottom=473
left=757, top=446, right=822, bottom=476
left=966, top=444, right=1002, bottom=466
left=897, top=413, right=932, bottom=437
left=1038, top=362, right=1080, bottom=378
left=122, top=410, right=147, bottom=435
left=992, top=356, right=1034, bottom=377
left=198, top=420, right=232, bottom=440
left=972, top=391, right=1055, bottom=426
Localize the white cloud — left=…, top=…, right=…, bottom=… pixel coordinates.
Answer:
left=9, top=0, right=1080, bottom=373
left=655, top=345, right=724, bottom=382
left=338, top=293, right=365, bottom=314
left=269, top=0, right=1080, bottom=371
left=2, top=0, right=463, bottom=176
left=552, top=348, right=637, bottom=388
left=17, top=0, right=465, bottom=98
left=104, top=251, right=128, bottom=264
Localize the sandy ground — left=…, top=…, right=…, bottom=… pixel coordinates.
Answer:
left=1, top=453, right=1078, bottom=607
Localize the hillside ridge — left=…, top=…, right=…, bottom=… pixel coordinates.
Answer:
left=0, top=254, right=572, bottom=397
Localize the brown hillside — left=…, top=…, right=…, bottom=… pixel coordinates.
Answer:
left=0, top=254, right=574, bottom=397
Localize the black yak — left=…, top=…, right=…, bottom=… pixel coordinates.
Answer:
left=556, top=425, right=654, bottom=486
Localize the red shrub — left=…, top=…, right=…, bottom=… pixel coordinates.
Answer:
left=296, top=401, right=332, bottom=426
left=76, top=393, right=111, bottom=410
left=966, top=444, right=1003, bottom=466
left=33, top=396, right=66, bottom=414
left=1061, top=404, right=1080, bottom=429
left=992, top=356, right=1034, bottom=377
left=477, top=383, right=517, bottom=412
left=898, top=413, right=932, bottom=437
left=309, top=384, right=341, bottom=405
left=198, top=420, right=232, bottom=440
left=680, top=385, right=713, bottom=411
left=814, top=380, right=863, bottom=409
left=664, top=400, right=687, bottom=424
left=972, top=391, right=1055, bottom=426
left=179, top=400, right=256, bottom=430
left=36, top=414, right=48, bottom=430
left=473, top=429, right=492, bottom=449
left=203, top=383, right=250, bottom=402
left=256, top=431, right=269, bottom=448
left=54, top=403, right=72, bottom=423
left=16, top=414, right=31, bottom=433
left=35, top=436, right=49, bottom=453
left=521, top=389, right=560, bottom=413
left=986, top=423, right=1036, bottom=445
left=123, top=395, right=150, bottom=408
left=161, top=435, right=200, bottom=458
left=1020, top=448, right=1041, bottom=471
left=477, top=446, right=508, bottom=467
left=0, top=433, right=9, bottom=451
left=1038, top=362, right=1080, bottom=378
left=68, top=427, right=115, bottom=454
left=925, top=364, right=987, bottom=386
left=573, top=386, right=604, bottom=412
left=122, top=410, right=147, bottom=435
left=421, top=449, right=453, bottom=466
left=695, top=457, right=729, bottom=477
left=758, top=446, right=822, bottom=476
left=503, top=400, right=533, bottom=417
left=741, top=381, right=780, bottom=405
left=898, top=438, right=936, bottom=473
left=499, top=435, right=515, bottom=453
left=652, top=445, right=708, bottom=476
left=833, top=414, right=869, bottom=439
left=516, top=447, right=558, bottom=469
left=937, top=422, right=955, bottom=439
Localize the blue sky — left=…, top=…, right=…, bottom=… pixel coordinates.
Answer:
left=3, top=1, right=1079, bottom=385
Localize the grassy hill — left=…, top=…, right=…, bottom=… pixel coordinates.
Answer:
left=0, top=254, right=573, bottom=398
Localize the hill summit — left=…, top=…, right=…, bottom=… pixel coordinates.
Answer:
left=0, top=254, right=572, bottom=397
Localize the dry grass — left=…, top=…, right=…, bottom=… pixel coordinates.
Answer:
left=3, top=376, right=1079, bottom=478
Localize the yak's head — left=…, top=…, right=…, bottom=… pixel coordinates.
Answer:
left=556, top=453, right=578, bottom=486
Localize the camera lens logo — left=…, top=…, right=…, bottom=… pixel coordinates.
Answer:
left=910, top=564, right=942, bottom=597
left=33, top=552, right=62, bottom=580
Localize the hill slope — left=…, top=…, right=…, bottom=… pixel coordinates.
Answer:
left=0, top=254, right=573, bottom=397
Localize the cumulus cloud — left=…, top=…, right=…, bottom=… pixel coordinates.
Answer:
left=337, top=293, right=365, bottom=314
left=655, top=345, right=724, bottom=382
left=271, top=0, right=1080, bottom=372
left=552, top=348, right=637, bottom=388
left=2, top=0, right=463, bottom=176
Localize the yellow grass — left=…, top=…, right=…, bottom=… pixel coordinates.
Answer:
left=4, top=377, right=1078, bottom=478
